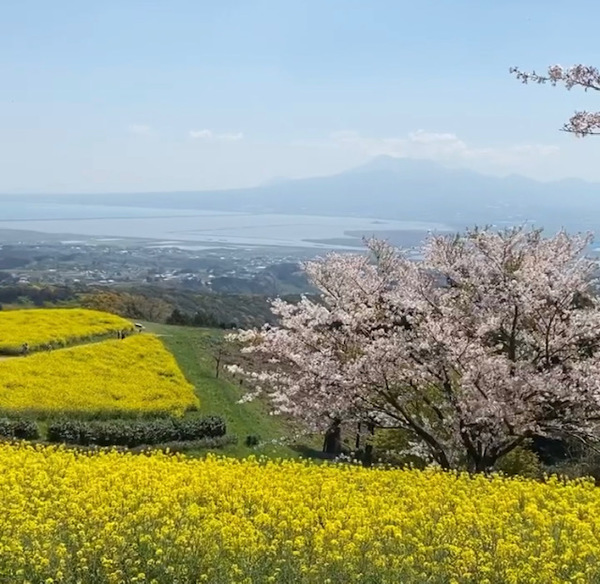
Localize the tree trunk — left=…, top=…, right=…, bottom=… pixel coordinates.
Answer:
left=323, top=418, right=342, bottom=456
left=470, top=455, right=494, bottom=474
left=355, top=421, right=362, bottom=450
left=363, top=422, right=375, bottom=467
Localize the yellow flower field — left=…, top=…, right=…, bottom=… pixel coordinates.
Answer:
left=0, top=335, right=198, bottom=416
left=0, top=446, right=598, bottom=584
left=0, top=308, right=133, bottom=353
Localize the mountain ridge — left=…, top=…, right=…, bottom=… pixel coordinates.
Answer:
left=5, top=156, right=600, bottom=234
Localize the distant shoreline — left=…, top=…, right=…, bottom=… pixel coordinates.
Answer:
left=0, top=203, right=452, bottom=252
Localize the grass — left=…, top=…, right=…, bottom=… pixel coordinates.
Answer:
left=143, top=322, right=318, bottom=458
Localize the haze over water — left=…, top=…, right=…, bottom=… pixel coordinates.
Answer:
left=0, top=202, right=450, bottom=250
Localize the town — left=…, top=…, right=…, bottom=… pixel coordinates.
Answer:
left=0, top=236, right=314, bottom=295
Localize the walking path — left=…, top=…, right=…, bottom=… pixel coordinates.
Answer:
left=0, top=330, right=148, bottom=362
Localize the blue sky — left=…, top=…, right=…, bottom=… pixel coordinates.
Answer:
left=1, top=0, right=600, bottom=193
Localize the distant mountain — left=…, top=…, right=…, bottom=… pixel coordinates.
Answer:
left=15, top=156, right=600, bottom=234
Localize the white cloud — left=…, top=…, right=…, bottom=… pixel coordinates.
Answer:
left=189, top=129, right=213, bottom=140
left=128, top=124, right=153, bottom=136
left=189, top=129, right=244, bottom=142
left=329, top=129, right=559, bottom=167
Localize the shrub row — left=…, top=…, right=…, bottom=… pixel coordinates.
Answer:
left=47, top=416, right=226, bottom=447
left=0, top=418, right=40, bottom=440
left=124, top=435, right=237, bottom=453
left=56, top=434, right=238, bottom=454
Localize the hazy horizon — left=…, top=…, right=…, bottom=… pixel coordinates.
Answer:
left=2, top=153, right=600, bottom=198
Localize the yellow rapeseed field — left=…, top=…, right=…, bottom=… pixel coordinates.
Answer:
left=0, top=308, right=133, bottom=353
left=0, top=335, right=198, bottom=416
left=0, top=445, right=598, bottom=584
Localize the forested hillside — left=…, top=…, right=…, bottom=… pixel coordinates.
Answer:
left=0, top=282, right=300, bottom=328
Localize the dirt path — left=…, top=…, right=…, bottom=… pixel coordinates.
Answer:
left=0, top=330, right=148, bottom=361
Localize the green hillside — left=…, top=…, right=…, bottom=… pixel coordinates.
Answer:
left=144, top=322, right=316, bottom=458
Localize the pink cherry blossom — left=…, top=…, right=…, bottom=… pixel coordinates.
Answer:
left=510, top=64, right=600, bottom=136
left=228, top=227, right=600, bottom=471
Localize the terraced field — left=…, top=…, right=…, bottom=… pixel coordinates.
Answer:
left=0, top=334, right=198, bottom=417
left=0, top=308, right=133, bottom=354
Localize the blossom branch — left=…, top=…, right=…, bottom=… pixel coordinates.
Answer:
left=510, top=65, right=600, bottom=135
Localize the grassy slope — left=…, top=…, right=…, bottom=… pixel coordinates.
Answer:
left=144, top=322, right=315, bottom=458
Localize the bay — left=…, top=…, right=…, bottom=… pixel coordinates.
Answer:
left=0, top=202, right=451, bottom=250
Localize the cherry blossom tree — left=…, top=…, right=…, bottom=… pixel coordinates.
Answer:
left=229, top=227, right=600, bottom=471
left=510, top=64, right=600, bottom=136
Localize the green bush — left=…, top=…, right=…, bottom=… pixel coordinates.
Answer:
left=372, top=428, right=429, bottom=469
left=57, top=434, right=239, bottom=454
left=47, top=416, right=226, bottom=447
left=0, top=418, right=40, bottom=440
left=494, top=445, right=542, bottom=479
left=130, top=435, right=238, bottom=453
left=245, top=434, right=260, bottom=447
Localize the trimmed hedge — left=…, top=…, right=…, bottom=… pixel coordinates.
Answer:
left=130, top=435, right=238, bottom=453
left=55, top=434, right=238, bottom=454
left=0, top=418, right=40, bottom=440
left=47, top=416, right=226, bottom=447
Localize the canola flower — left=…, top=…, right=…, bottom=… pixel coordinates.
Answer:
left=0, top=445, right=599, bottom=584
left=0, top=308, right=133, bottom=353
left=0, top=335, right=198, bottom=416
